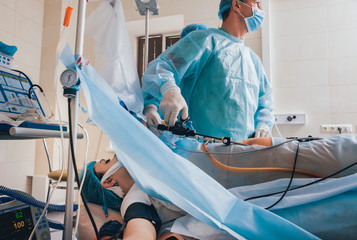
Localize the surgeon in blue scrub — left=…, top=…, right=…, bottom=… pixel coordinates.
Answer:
left=142, top=0, right=274, bottom=141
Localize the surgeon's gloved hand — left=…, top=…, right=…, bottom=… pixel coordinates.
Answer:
left=255, top=123, right=272, bottom=138
left=159, top=87, right=188, bottom=126
left=143, top=105, right=162, bottom=126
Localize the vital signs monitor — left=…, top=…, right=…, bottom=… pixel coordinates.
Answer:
left=0, top=198, right=51, bottom=240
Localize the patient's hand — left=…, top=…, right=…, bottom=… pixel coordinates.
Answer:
left=78, top=203, right=123, bottom=240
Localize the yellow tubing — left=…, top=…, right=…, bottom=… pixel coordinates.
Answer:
left=201, top=142, right=323, bottom=178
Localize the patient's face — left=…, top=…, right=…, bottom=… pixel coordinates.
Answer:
left=93, top=155, right=118, bottom=179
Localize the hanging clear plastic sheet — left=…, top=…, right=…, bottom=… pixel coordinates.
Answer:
left=85, top=0, right=144, bottom=117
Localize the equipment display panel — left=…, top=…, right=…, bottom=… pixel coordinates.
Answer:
left=0, top=198, right=51, bottom=240
left=0, top=66, right=46, bottom=119
left=0, top=204, right=37, bottom=240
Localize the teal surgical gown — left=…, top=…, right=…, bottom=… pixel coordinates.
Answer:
left=142, top=28, right=274, bottom=141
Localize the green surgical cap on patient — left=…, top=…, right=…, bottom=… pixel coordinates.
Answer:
left=218, top=0, right=242, bottom=19
left=79, top=161, right=122, bottom=215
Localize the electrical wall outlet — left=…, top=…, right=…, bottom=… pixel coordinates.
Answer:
left=275, top=113, right=306, bottom=125
left=320, top=124, right=353, bottom=133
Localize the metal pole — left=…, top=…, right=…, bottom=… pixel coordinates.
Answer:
left=63, top=96, right=79, bottom=240
left=42, top=139, right=52, bottom=172
left=75, top=0, right=86, bottom=57
left=63, top=0, right=86, bottom=239
left=42, top=138, right=52, bottom=203
left=144, top=7, right=149, bottom=70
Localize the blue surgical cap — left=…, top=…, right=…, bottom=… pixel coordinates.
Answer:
left=79, top=161, right=123, bottom=215
left=218, top=0, right=242, bottom=19
left=180, top=23, right=210, bottom=39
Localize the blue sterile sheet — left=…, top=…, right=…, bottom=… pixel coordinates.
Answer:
left=60, top=45, right=320, bottom=240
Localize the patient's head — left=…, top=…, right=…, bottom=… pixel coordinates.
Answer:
left=93, top=155, right=134, bottom=197
left=93, top=155, right=119, bottom=179
left=80, top=155, right=134, bottom=214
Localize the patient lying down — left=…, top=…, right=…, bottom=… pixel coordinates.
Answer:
left=79, top=134, right=357, bottom=239
left=79, top=155, right=188, bottom=240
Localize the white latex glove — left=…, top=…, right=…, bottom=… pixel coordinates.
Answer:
left=159, top=87, right=188, bottom=126
left=143, top=105, right=162, bottom=126
left=255, top=123, right=272, bottom=138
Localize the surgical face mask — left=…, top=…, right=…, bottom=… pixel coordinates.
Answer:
left=100, top=161, right=124, bottom=198
left=237, top=1, right=265, bottom=33
left=101, top=161, right=122, bottom=182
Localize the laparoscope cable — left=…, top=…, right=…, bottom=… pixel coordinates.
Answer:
left=264, top=143, right=300, bottom=210
left=153, top=126, right=356, bottom=209
left=244, top=158, right=357, bottom=203
left=68, top=98, right=100, bottom=240
left=202, top=140, right=329, bottom=209
left=201, top=141, right=322, bottom=178
left=202, top=138, right=356, bottom=209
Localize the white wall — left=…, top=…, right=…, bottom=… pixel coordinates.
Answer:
left=271, top=0, right=357, bottom=138
left=0, top=0, right=44, bottom=192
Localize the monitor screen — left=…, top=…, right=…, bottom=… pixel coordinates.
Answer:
left=0, top=204, right=37, bottom=240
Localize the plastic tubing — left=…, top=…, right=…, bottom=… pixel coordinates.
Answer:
left=0, top=185, right=78, bottom=212
left=201, top=142, right=323, bottom=178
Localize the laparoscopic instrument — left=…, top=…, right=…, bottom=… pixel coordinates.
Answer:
left=156, top=117, right=240, bottom=146
left=156, top=118, right=323, bottom=146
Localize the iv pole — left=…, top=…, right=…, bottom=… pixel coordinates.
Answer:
left=134, top=0, right=159, bottom=70
left=63, top=0, right=86, bottom=239
left=144, top=7, right=149, bottom=69
left=61, top=1, right=159, bottom=239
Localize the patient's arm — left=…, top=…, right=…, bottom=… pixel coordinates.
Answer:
left=78, top=203, right=123, bottom=239
left=123, top=218, right=156, bottom=240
